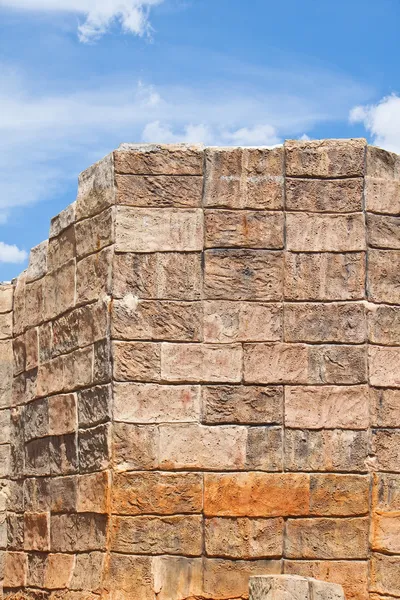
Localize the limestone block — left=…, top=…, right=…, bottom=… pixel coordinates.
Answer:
left=113, top=422, right=159, bottom=471
left=246, top=426, right=283, bottom=471
left=24, top=477, right=51, bottom=512
left=370, top=553, right=400, bottom=596
left=371, top=429, right=400, bottom=471
left=113, top=341, right=161, bottom=382
left=202, top=558, right=281, bottom=599
left=250, top=575, right=344, bottom=600
left=368, top=305, right=400, bottom=345
left=158, top=423, right=247, bottom=470
left=286, top=213, right=365, bottom=252
left=205, top=209, right=284, bottom=249
left=50, top=513, right=107, bottom=552
left=151, top=555, right=203, bottom=600
left=50, top=433, right=78, bottom=475
left=0, top=340, right=13, bottom=409
left=205, top=517, right=283, bottom=559
left=204, top=472, right=310, bottom=517
left=13, top=271, right=26, bottom=336
left=43, top=259, right=75, bottom=320
left=112, top=298, right=202, bottom=341
left=204, top=301, right=282, bottom=343
left=286, top=177, right=363, bottom=212
left=285, top=385, right=369, bottom=429
left=367, top=213, right=400, bottom=249
left=93, top=338, right=112, bottom=384
left=114, top=143, right=204, bottom=175
left=62, top=346, right=94, bottom=391
left=78, top=423, right=111, bottom=472
left=369, top=346, right=400, bottom=387
left=285, top=139, right=366, bottom=178
left=370, top=388, right=400, bottom=427
left=205, top=249, right=283, bottom=300
left=44, top=553, right=75, bottom=589
left=244, top=343, right=309, bottom=384
left=368, top=249, right=400, bottom=304
left=161, top=342, right=242, bottom=383
left=308, top=344, right=367, bottom=384
left=0, top=409, right=10, bottom=444
left=47, top=225, right=76, bottom=271
left=284, top=561, right=368, bottom=600
left=0, top=284, right=13, bottom=313
left=284, top=430, right=368, bottom=472
left=50, top=475, right=77, bottom=512
left=3, top=551, right=28, bottom=588
left=111, top=471, right=203, bottom=515
left=116, top=173, right=203, bottom=207
left=113, top=382, right=200, bottom=423
left=115, top=206, right=203, bottom=252
left=285, top=517, right=369, bottom=559
left=24, top=397, right=49, bottom=441
left=23, top=512, right=50, bottom=551
left=24, top=438, right=50, bottom=477
left=202, top=385, right=283, bottom=425
left=70, top=552, right=105, bottom=592
left=372, top=473, right=400, bottom=511
left=111, top=514, right=203, bottom=555
left=76, top=152, right=115, bottom=220
left=367, top=146, right=400, bottom=179
left=7, top=512, right=24, bottom=550
left=26, top=240, right=48, bottom=283
left=371, top=513, right=400, bottom=553
left=365, top=177, right=400, bottom=214
left=285, top=252, right=365, bottom=301
left=77, top=471, right=110, bottom=513
left=76, top=246, right=112, bottom=305
left=13, top=334, right=25, bottom=375
left=48, top=394, right=77, bottom=435
left=52, top=300, right=108, bottom=357
left=25, top=327, right=38, bottom=370
left=105, top=553, right=153, bottom=600
left=24, top=278, right=43, bottom=328
left=50, top=201, right=76, bottom=239
left=75, top=206, right=114, bottom=258
left=284, top=302, right=366, bottom=343
left=204, top=147, right=284, bottom=210
left=0, top=312, right=12, bottom=340
left=309, top=474, right=370, bottom=516
left=77, top=384, right=111, bottom=428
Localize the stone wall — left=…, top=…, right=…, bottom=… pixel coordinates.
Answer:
left=1, top=139, right=400, bottom=600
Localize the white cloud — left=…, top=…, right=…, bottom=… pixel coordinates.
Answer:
left=222, top=124, right=280, bottom=146
left=0, top=242, right=27, bottom=263
left=350, top=94, right=400, bottom=153
left=0, top=0, right=164, bottom=42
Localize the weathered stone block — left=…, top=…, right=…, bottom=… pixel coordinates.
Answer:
left=371, top=513, right=400, bottom=553
left=246, top=426, right=283, bottom=471
left=369, top=346, right=400, bottom=387
left=285, top=385, right=369, bottom=429
left=161, top=342, right=242, bottom=383
left=151, top=555, right=203, bottom=600
left=367, top=146, right=400, bottom=179
left=24, top=398, right=49, bottom=441
left=0, top=409, right=10, bottom=445
left=283, top=561, right=368, bottom=600
left=370, top=553, right=400, bottom=597
left=205, top=249, right=283, bottom=300
left=70, top=552, right=105, bottom=592
left=0, top=312, right=12, bottom=340
left=48, top=394, right=77, bottom=435
left=114, top=382, right=200, bottom=423
left=76, top=153, right=115, bottom=220
left=50, top=201, right=75, bottom=239
left=115, top=207, right=204, bottom=252
left=204, top=301, right=282, bottom=343
left=368, top=249, right=400, bottom=304
left=205, top=210, right=284, bottom=249
left=205, top=517, right=283, bottom=559
left=47, top=225, right=76, bottom=271
left=309, top=474, right=370, bottom=516
left=285, top=139, right=366, bottom=178
left=26, top=240, right=48, bottom=283
left=114, top=143, right=204, bottom=175
left=112, top=471, right=203, bottom=515
left=3, top=551, right=28, bottom=588
left=113, top=341, right=161, bottom=381
left=50, top=433, right=78, bottom=475
left=202, top=385, right=283, bottom=425
left=371, top=429, right=400, bottom=471
left=113, top=422, right=159, bottom=470
left=43, top=259, right=75, bottom=321
left=286, top=177, right=363, bottom=212
left=111, top=514, right=203, bottom=555
left=0, top=340, right=13, bottom=409
left=365, top=177, right=400, bottom=215
left=250, top=575, right=345, bottom=600
left=77, top=384, right=111, bottom=428
left=23, top=512, right=50, bottom=551
left=106, top=553, right=153, bottom=600
left=44, top=553, right=75, bottom=590
left=0, top=284, right=13, bottom=314
left=77, top=471, right=110, bottom=513
left=50, top=475, right=77, bottom=512
left=204, top=472, right=310, bottom=517
left=116, top=173, right=203, bottom=207
left=78, top=423, right=111, bottom=472
left=24, top=278, right=43, bottom=328
left=285, top=252, right=365, bottom=301
left=76, top=247, right=112, bottom=305
left=370, top=388, right=400, bottom=427
left=367, top=213, right=400, bottom=249
left=244, top=343, right=309, bottom=384
left=308, top=345, right=367, bottom=384
left=75, top=207, right=114, bottom=258
left=286, top=213, right=365, bottom=252
left=285, top=517, right=369, bottom=559
left=368, top=304, right=400, bottom=345
left=51, top=513, right=107, bottom=551
left=372, top=473, right=400, bottom=511
left=24, top=477, right=51, bottom=512
left=113, top=251, right=202, bottom=300
left=203, top=557, right=281, bottom=599
left=112, top=298, right=202, bottom=341
left=284, top=430, right=368, bottom=472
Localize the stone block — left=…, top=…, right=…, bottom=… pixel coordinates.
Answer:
left=284, top=302, right=365, bottom=343
left=0, top=340, right=13, bottom=409
left=24, top=438, right=50, bottom=476
left=13, top=271, right=26, bottom=336
left=285, top=252, right=365, bottom=301
left=38, top=320, right=52, bottom=363
left=93, top=338, right=112, bottom=384
left=47, top=225, right=76, bottom=271
left=113, top=422, right=159, bottom=470
left=286, top=213, right=365, bottom=252
left=113, top=251, right=202, bottom=300
left=285, top=517, right=369, bottom=559
left=205, top=249, right=283, bottom=300
left=203, top=557, right=281, bottom=599
left=24, top=278, right=43, bottom=328
left=70, top=552, right=105, bottom=592
left=250, top=575, right=345, bottom=600
left=26, top=240, right=48, bottom=283
left=285, top=385, right=369, bottom=429
left=246, top=426, right=283, bottom=471
left=113, top=341, right=161, bottom=381
left=202, top=385, right=283, bottom=425
left=51, top=513, right=107, bottom=552
left=204, top=472, right=310, bottom=517
left=114, top=382, right=200, bottom=423
left=370, top=388, right=400, bottom=427
left=76, top=153, right=115, bottom=220
left=244, top=343, right=309, bottom=384
left=75, top=207, right=114, bottom=258
left=25, top=327, right=38, bottom=370
left=24, top=398, right=49, bottom=441
left=308, top=345, right=367, bottom=384
left=76, top=247, right=112, bottom=305
left=286, top=177, right=363, bottom=213
left=309, top=474, right=370, bottom=516
left=44, top=553, right=75, bottom=589
left=0, top=409, right=10, bottom=444
left=50, top=201, right=75, bottom=239
left=368, top=249, right=400, bottom=304
left=63, top=346, right=94, bottom=391
left=283, top=561, right=368, bottom=600
left=371, top=513, right=400, bottom=553
left=77, top=384, right=111, bottom=428
left=369, top=346, right=400, bottom=387
left=368, top=305, right=400, bottom=345
left=0, top=312, right=12, bottom=340
left=367, top=213, right=400, bottom=249
left=0, top=284, right=13, bottom=314
left=205, top=517, right=283, bottom=559
left=205, top=210, right=284, bottom=249
left=114, top=143, right=204, bottom=175
left=78, top=423, right=111, bottom=472
left=161, top=342, right=242, bottom=383
left=151, top=555, right=203, bottom=600
left=43, top=259, right=75, bottom=321
left=50, top=433, right=78, bottom=475
left=48, top=394, right=77, bottom=435
left=112, top=471, right=203, bottom=515
left=371, top=429, right=400, bottom=471
left=3, top=551, right=28, bottom=588
left=26, top=551, right=46, bottom=588
left=111, top=514, right=203, bottom=555
left=204, top=301, right=282, bottom=343
left=112, top=298, right=202, bottom=341
left=106, top=553, right=153, bottom=600
left=23, top=512, right=50, bottom=551
left=204, top=147, right=284, bottom=210
left=50, top=475, right=77, bottom=512
left=13, top=335, right=26, bottom=375
left=115, top=206, right=203, bottom=253
left=285, top=139, right=366, bottom=178
left=115, top=173, right=203, bottom=207
left=159, top=423, right=247, bottom=470
left=366, top=146, right=400, bottom=179
left=370, top=552, right=400, bottom=596
left=6, top=513, right=23, bottom=550
left=372, top=473, right=400, bottom=511
left=77, top=471, right=110, bottom=513
left=24, top=477, right=51, bottom=512
left=284, top=430, right=368, bottom=472
left=365, top=177, right=400, bottom=215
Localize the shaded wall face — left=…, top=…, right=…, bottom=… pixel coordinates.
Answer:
left=1, top=139, right=400, bottom=600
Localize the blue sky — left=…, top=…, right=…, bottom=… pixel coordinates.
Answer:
left=0, top=0, right=399, bottom=280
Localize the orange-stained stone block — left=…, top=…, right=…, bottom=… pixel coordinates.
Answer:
left=3, top=551, right=28, bottom=588
left=309, top=474, right=370, bottom=516
left=44, top=553, right=75, bottom=589
left=370, top=553, right=400, bottom=597
left=371, top=513, right=400, bottom=554
left=23, top=512, right=50, bottom=551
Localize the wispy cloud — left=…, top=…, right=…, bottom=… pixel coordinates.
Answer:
left=0, top=0, right=164, bottom=42
left=0, top=241, right=27, bottom=263
left=350, top=94, right=400, bottom=153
